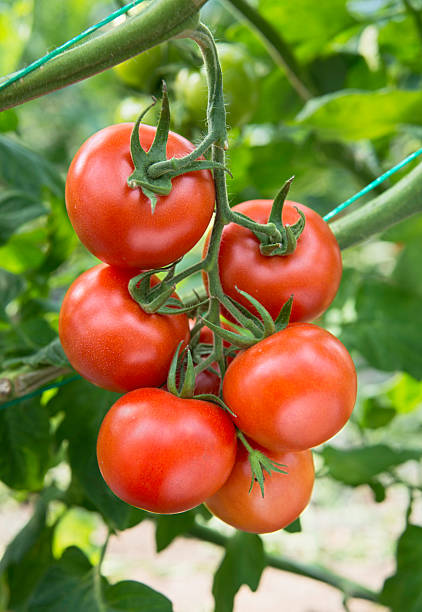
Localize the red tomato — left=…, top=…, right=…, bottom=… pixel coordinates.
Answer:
left=59, top=264, right=189, bottom=392
left=206, top=440, right=314, bottom=533
left=97, top=388, right=237, bottom=513
left=223, top=323, right=357, bottom=451
left=203, top=199, right=342, bottom=322
left=66, top=123, right=215, bottom=269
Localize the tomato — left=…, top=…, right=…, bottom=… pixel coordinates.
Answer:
left=174, top=43, right=258, bottom=128
left=206, top=439, right=314, bottom=533
left=65, top=123, right=215, bottom=269
left=204, top=199, right=342, bottom=323
left=96, top=387, right=237, bottom=513
left=223, top=323, right=357, bottom=452
left=59, top=264, right=189, bottom=393
left=113, top=45, right=166, bottom=92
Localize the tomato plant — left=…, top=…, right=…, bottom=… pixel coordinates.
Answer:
left=205, top=199, right=342, bottom=322
left=96, top=387, right=237, bottom=513
left=2, top=1, right=422, bottom=611
left=65, top=122, right=215, bottom=269
left=59, top=264, right=190, bottom=392
left=206, top=439, right=314, bottom=533
left=223, top=323, right=357, bottom=452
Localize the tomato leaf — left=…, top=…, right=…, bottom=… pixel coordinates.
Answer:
left=0, top=267, right=24, bottom=321
left=381, top=523, right=422, bottom=611
left=295, top=89, right=422, bottom=141
left=339, top=277, right=422, bottom=380
left=321, top=444, right=422, bottom=487
left=0, top=396, right=52, bottom=490
left=155, top=510, right=197, bottom=553
left=0, top=136, right=64, bottom=198
left=212, top=532, right=265, bottom=612
left=0, top=190, right=46, bottom=246
left=10, top=337, right=69, bottom=369
left=27, top=546, right=173, bottom=611
left=52, top=380, right=146, bottom=531
left=0, top=495, right=54, bottom=610
left=0, top=109, right=18, bottom=133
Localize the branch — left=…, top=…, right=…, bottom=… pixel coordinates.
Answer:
left=331, top=161, right=422, bottom=249
left=0, top=0, right=208, bottom=111
left=0, top=366, right=71, bottom=403
left=186, top=523, right=380, bottom=602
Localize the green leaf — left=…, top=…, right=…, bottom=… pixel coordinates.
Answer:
left=212, top=532, right=265, bottom=612
left=155, top=511, right=196, bottom=553
left=0, top=495, right=53, bottom=609
left=0, top=190, right=46, bottom=246
left=52, top=380, right=145, bottom=530
left=359, top=397, right=396, bottom=429
left=28, top=547, right=173, bottom=612
left=104, top=580, right=173, bottom=611
left=284, top=517, right=302, bottom=533
left=393, top=240, right=422, bottom=297
left=0, top=109, right=18, bottom=133
left=387, top=373, right=422, bottom=414
left=295, top=89, right=422, bottom=141
left=321, top=444, right=422, bottom=487
left=258, top=0, right=356, bottom=60
left=0, top=397, right=52, bottom=490
left=0, top=136, right=64, bottom=198
left=340, top=277, right=422, bottom=380
left=39, top=192, right=77, bottom=275
left=17, top=337, right=69, bottom=368
left=381, top=524, right=422, bottom=611
left=0, top=266, right=24, bottom=320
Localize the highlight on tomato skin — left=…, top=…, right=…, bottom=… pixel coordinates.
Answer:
left=96, top=387, right=237, bottom=514
left=65, top=122, right=216, bottom=270
left=203, top=199, right=342, bottom=323
left=59, top=264, right=190, bottom=393
left=205, top=439, right=315, bottom=534
left=222, top=323, right=357, bottom=452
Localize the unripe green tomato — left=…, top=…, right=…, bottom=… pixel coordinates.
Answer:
left=113, top=45, right=165, bottom=92
left=114, top=96, right=161, bottom=125
left=174, top=43, right=258, bottom=128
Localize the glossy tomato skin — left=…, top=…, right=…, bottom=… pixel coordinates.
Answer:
left=59, top=264, right=189, bottom=393
left=205, top=199, right=342, bottom=323
left=223, top=323, right=357, bottom=452
left=206, top=440, right=314, bottom=533
left=97, top=388, right=237, bottom=513
left=66, top=123, right=215, bottom=269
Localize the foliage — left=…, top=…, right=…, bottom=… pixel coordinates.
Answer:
left=0, top=0, right=422, bottom=610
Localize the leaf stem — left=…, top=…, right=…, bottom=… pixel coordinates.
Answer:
left=186, top=523, right=380, bottom=603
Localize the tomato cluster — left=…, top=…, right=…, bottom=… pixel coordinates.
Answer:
left=60, top=120, right=357, bottom=535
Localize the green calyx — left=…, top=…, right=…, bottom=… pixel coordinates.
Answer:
left=257, top=177, right=306, bottom=256
left=167, top=342, right=196, bottom=398
left=128, top=265, right=208, bottom=315
left=202, top=290, right=293, bottom=349
left=127, top=81, right=228, bottom=210
left=237, top=431, right=288, bottom=497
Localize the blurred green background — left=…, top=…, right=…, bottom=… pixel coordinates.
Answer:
left=1, top=0, right=422, bottom=610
